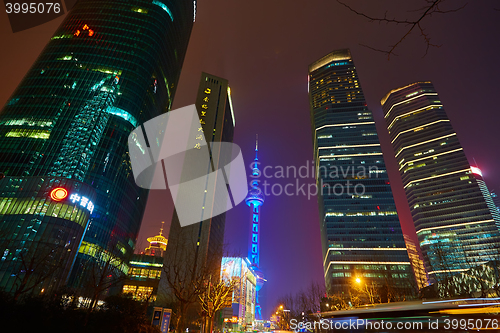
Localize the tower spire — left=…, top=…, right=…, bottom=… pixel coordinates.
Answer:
left=255, top=134, right=258, bottom=160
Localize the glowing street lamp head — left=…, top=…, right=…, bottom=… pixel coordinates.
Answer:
left=50, top=187, right=68, bottom=201
left=355, top=277, right=361, bottom=284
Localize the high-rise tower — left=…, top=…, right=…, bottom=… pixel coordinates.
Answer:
left=0, top=0, right=195, bottom=294
left=158, top=72, right=236, bottom=310
left=308, top=49, right=412, bottom=296
left=245, top=137, right=265, bottom=320
left=382, top=82, right=500, bottom=282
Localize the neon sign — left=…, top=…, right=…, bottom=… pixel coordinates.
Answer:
left=74, top=24, right=94, bottom=37
left=69, top=194, right=94, bottom=214
left=50, top=188, right=94, bottom=214
left=50, top=187, right=68, bottom=201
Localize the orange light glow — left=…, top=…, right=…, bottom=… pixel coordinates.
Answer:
left=50, top=188, right=68, bottom=201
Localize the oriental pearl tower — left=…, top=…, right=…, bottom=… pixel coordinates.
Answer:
left=245, top=136, right=266, bottom=321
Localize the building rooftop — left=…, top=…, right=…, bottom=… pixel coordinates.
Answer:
left=380, top=81, right=432, bottom=106
left=308, top=49, right=351, bottom=73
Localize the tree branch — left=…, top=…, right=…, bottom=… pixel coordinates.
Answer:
left=337, top=0, right=467, bottom=59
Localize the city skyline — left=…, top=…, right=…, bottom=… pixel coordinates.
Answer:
left=1, top=0, right=500, bottom=318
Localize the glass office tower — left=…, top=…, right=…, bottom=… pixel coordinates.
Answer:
left=0, top=0, right=195, bottom=295
left=382, top=82, right=500, bottom=283
left=308, top=49, right=412, bottom=296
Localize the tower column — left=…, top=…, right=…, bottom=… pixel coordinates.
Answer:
left=245, top=136, right=265, bottom=320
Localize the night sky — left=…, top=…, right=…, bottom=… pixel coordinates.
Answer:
left=1, top=0, right=499, bottom=319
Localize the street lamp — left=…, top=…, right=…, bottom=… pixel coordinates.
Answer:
left=275, top=305, right=290, bottom=330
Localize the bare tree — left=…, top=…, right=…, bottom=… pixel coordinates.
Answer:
left=7, top=241, right=67, bottom=301
left=352, top=280, right=380, bottom=305
left=324, top=292, right=352, bottom=311
left=336, top=0, right=467, bottom=59
left=198, top=275, right=236, bottom=333
left=158, top=223, right=224, bottom=333
left=275, top=281, right=326, bottom=326
left=83, top=254, right=128, bottom=312
left=488, top=244, right=500, bottom=297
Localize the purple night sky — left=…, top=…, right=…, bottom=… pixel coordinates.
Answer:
left=1, top=0, right=499, bottom=319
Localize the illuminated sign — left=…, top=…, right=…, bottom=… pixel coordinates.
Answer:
left=50, top=187, right=68, bottom=201
left=160, top=309, right=172, bottom=333
left=70, top=194, right=94, bottom=214
left=470, top=166, right=482, bottom=177
left=74, top=24, right=94, bottom=37
left=50, top=188, right=94, bottom=214
left=194, top=87, right=210, bottom=149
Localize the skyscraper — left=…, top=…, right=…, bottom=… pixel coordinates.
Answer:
left=157, top=72, right=236, bottom=309
left=382, top=82, right=500, bottom=283
left=0, top=0, right=195, bottom=295
left=245, top=138, right=265, bottom=320
left=308, top=49, right=412, bottom=296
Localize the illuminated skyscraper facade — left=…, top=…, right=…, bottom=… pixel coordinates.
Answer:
left=382, top=82, right=500, bottom=282
left=308, top=49, right=412, bottom=295
left=0, top=0, right=195, bottom=294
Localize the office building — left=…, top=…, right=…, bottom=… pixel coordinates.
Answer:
left=382, top=82, right=500, bottom=282
left=308, top=49, right=412, bottom=296
left=158, top=73, right=236, bottom=307
left=0, top=0, right=195, bottom=295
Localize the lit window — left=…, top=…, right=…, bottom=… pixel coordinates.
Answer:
left=5, top=129, right=50, bottom=139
